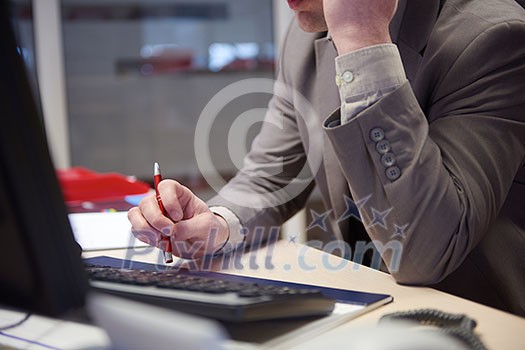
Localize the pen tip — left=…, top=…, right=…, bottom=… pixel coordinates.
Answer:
left=154, top=162, right=160, bottom=175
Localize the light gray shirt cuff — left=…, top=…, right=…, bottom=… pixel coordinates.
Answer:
left=335, top=44, right=407, bottom=124
left=209, top=206, right=245, bottom=254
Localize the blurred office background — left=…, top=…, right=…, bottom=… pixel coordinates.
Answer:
left=12, top=0, right=314, bottom=239
left=14, top=0, right=292, bottom=181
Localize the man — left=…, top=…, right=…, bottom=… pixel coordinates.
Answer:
left=128, top=0, right=525, bottom=316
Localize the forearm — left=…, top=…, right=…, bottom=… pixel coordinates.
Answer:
left=324, top=28, right=525, bottom=283
left=207, top=82, right=315, bottom=249
left=325, top=82, right=466, bottom=283
left=207, top=177, right=313, bottom=252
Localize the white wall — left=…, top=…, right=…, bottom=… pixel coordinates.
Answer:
left=34, top=0, right=70, bottom=169
left=35, top=0, right=294, bottom=172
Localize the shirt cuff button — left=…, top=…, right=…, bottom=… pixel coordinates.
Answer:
left=342, top=70, right=354, bottom=83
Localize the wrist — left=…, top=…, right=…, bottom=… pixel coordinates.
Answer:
left=208, top=206, right=244, bottom=254
left=213, top=214, right=230, bottom=252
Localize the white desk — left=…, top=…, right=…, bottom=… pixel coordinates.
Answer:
left=1, top=241, right=523, bottom=349
left=82, top=240, right=525, bottom=349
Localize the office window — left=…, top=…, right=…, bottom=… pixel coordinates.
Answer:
left=61, top=0, right=275, bottom=188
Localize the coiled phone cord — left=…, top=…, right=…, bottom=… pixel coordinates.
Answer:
left=380, top=309, right=487, bottom=350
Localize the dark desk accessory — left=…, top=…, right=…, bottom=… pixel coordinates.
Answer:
left=380, top=308, right=487, bottom=350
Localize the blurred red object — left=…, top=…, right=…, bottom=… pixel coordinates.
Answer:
left=56, top=167, right=150, bottom=204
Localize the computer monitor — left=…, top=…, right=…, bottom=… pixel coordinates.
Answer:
left=0, top=0, right=87, bottom=317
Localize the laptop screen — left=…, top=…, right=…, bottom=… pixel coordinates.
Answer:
left=0, top=0, right=87, bottom=317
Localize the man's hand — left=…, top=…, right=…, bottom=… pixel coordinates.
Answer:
left=323, top=0, right=398, bottom=54
left=128, top=179, right=229, bottom=259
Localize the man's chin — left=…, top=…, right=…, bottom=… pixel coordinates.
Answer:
left=295, top=13, right=328, bottom=33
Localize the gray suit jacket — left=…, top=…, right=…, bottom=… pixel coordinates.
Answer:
left=208, top=0, right=525, bottom=316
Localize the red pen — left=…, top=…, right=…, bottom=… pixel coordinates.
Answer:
left=154, top=162, right=173, bottom=263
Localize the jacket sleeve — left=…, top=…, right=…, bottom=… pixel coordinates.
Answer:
left=207, top=35, right=316, bottom=245
left=323, top=20, right=525, bottom=284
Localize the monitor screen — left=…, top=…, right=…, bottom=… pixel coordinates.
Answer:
left=0, top=0, right=87, bottom=317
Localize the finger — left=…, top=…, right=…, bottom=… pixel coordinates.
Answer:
left=127, top=207, right=162, bottom=248
left=158, top=180, right=198, bottom=221
left=138, top=193, right=176, bottom=236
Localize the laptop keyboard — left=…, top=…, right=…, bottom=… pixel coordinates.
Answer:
left=85, top=264, right=335, bottom=322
